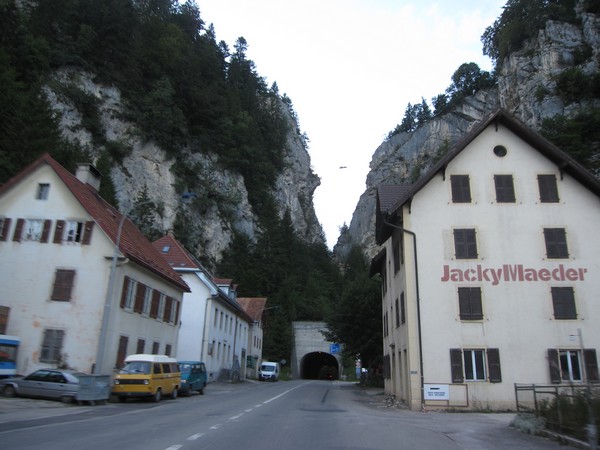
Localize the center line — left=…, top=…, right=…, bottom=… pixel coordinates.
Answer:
left=187, top=433, right=205, bottom=441
left=230, top=413, right=243, bottom=420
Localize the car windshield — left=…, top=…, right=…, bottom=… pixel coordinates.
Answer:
left=119, top=361, right=151, bottom=374
left=261, top=365, right=275, bottom=371
left=180, top=364, right=191, bottom=374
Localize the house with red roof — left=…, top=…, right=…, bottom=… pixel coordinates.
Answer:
left=0, top=154, right=189, bottom=375
left=237, top=297, right=267, bottom=379
left=153, top=235, right=261, bottom=382
left=372, top=109, right=600, bottom=411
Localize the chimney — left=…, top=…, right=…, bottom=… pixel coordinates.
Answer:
left=75, top=163, right=102, bottom=191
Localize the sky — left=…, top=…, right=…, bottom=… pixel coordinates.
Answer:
left=197, top=0, right=507, bottom=248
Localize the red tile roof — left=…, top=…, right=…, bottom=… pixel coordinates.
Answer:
left=237, top=297, right=267, bottom=322
left=0, top=153, right=189, bottom=292
left=153, top=234, right=200, bottom=270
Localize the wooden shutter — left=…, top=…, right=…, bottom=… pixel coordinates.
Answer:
left=120, top=276, right=130, bottom=309
left=40, top=219, right=52, bottom=243
left=53, top=220, right=64, bottom=244
left=548, top=349, right=561, bottom=384
left=134, top=284, right=145, bottom=313
left=487, top=348, right=502, bottom=383
left=163, top=296, right=173, bottom=322
left=450, top=348, right=464, bottom=383
left=82, top=221, right=94, bottom=245
left=174, top=299, right=180, bottom=324
left=584, top=349, right=599, bottom=382
left=116, top=336, right=128, bottom=369
left=12, top=218, right=24, bottom=242
left=0, top=218, right=11, bottom=241
left=150, top=290, right=160, bottom=318
left=51, top=269, right=75, bottom=301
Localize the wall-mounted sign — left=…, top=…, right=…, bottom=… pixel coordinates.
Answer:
left=424, top=384, right=449, bottom=400
left=330, top=343, right=340, bottom=354
left=441, top=264, right=587, bottom=286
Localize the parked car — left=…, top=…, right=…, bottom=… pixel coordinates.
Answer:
left=178, top=361, right=207, bottom=396
left=112, top=354, right=180, bottom=402
left=0, top=369, right=85, bottom=403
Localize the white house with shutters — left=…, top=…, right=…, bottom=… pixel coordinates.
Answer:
left=372, top=109, right=600, bottom=411
left=0, top=153, right=189, bottom=376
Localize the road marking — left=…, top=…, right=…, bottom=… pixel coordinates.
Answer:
left=245, top=408, right=253, bottom=412
left=165, top=446, right=182, bottom=450
left=210, top=424, right=222, bottom=430
left=263, top=382, right=312, bottom=404
left=230, top=413, right=243, bottom=420
left=187, top=433, right=205, bottom=440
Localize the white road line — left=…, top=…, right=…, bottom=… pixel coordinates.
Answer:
left=229, top=413, right=243, bottom=420
left=165, top=446, right=182, bottom=450
left=263, top=382, right=312, bottom=404
left=187, top=433, right=205, bottom=440
left=245, top=408, right=253, bottom=413
left=209, top=424, right=222, bottom=430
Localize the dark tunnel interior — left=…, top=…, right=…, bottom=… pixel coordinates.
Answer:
left=300, top=352, right=339, bottom=380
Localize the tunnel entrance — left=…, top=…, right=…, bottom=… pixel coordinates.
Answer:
left=300, top=352, right=339, bottom=380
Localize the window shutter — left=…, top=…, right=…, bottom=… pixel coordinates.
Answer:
left=120, top=277, right=130, bottom=309
left=584, top=349, right=599, bottom=382
left=0, top=218, right=11, bottom=241
left=134, top=284, right=145, bottom=313
left=53, top=220, right=65, bottom=244
left=13, top=218, right=24, bottom=242
left=163, top=296, right=173, bottom=322
left=548, top=349, right=561, bottom=384
left=450, top=348, right=464, bottom=383
left=40, top=219, right=52, bottom=243
left=173, top=299, right=180, bottom=325
left=82, top=221, right=94, bottom=245
left=487, top=348, right=502, bottom=383
left=150, top=290, right=160, bottom=318
left=51, top=269, right=75, bottom=301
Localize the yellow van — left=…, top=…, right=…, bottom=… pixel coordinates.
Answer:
left=112, top=354, right=181, bottom=402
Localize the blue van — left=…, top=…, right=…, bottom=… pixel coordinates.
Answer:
left=178, top=361, right=207, bottom=396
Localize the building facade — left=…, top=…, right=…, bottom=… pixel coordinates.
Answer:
left=373, top=110, right=600, bottom=410
left=0, top=154, right=189, bottom=375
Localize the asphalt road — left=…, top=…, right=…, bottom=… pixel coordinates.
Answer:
left=0, top=380, right=566, bottom=450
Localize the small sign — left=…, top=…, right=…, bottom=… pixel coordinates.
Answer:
left=424, top=384, right=450, bottom=400
left=329, top=343, right=340, bottom=354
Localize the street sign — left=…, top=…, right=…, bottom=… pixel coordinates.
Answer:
left=329, top=343, right=340, bottom=354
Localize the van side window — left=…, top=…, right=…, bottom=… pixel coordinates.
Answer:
left=162, top=363, right=171, bottom=373
left=153, top=364, right=161, bottom=374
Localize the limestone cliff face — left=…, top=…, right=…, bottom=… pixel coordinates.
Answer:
left=335, top=4, right=600, bottom=260
left=45, top=70, right=324, bottom=268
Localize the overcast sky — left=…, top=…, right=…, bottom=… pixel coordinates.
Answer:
left=197, top=0, right=507, bottom=248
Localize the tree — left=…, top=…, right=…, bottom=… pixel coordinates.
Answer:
left=325, top=246, right=382, bottom=370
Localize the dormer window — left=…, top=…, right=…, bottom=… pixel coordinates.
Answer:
left=36, top=183, right=50, bottom=200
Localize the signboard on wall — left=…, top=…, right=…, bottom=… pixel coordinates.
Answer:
left=424, top=384, right=450, bottom=400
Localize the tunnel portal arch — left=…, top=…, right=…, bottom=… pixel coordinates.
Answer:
left=300, top=351, right=339, bottom=380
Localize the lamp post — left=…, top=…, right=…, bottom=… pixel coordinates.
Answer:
left=94, top=200, right=154, bottom=375
left=575, top=329, right=597, bottom=450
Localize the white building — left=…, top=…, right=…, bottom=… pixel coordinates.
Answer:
left=0, top=154, right=189, bottom=375
left=372, top=109, right=600, bottom=411
left=153, top=235, right=257, bottom=382
left=237, top=297, right=266, bottom=379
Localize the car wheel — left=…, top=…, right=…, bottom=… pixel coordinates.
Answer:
left=152, top=389, right=162, bottom=402
left=118, top=396, right=127, bottom=403
left=198, top=385, right=204, bottom=395
left=171, top=388, right=178, bottom=400
left=3, top=385, right=16, bottom=398
left=60, top=395, right=74, bottom=404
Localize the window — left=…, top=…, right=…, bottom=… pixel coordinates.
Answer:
left=134, top=283, right=147, bottom=314
left=150, top=291, right=160, bottom=318
left=40, top=329, right=64, bottom=363
left=53, top=220, right=94, bottom=245
left=395, top=298, right=400, bottom=327
left=51, top=269, right=76, bottom=302
left=453, top=228, right=478, bottom=259
left=136, top=339, right=145, bottom=354
left=451, top=175, right=471, bottom=203
left=551, top=287, right=577, bottom=319
left=120, top=277, right=137, bottom=310
left=392, top=234, right=402, bottom=273
left=400, top=292, right=405, bottom=324
left=0, top=218, right=11, bottom=241
left=458, top=287, right=483, bottom=320
left=450, top=348, right=501, bottom=383
left=163, top=297, right=173, bottom=323
left=157, top=293, right=166, bottom=320
left=214, top=308, right=219, bottom=327
left=544, top=228, right=569, bottom=258
left=15, top=219, right=50, bottom=242
left=494, top=175, right=515, bottom=203
left=165, top=344, right=172, bottom=357
left=36, top=183, right=50, bottom=200
left=142, top=287, right=152, bottom=316
left=152, top=341, right=160, bottom=354
left=538, top=174, right=559, bottom=203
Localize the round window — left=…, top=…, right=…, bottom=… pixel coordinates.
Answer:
left=493, top=145, right=507, bottom=157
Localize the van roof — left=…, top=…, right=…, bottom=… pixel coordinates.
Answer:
left=125, top=354, right=178, bottom=363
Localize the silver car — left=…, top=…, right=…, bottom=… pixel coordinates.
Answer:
left=0, top=369, right=84, bottom=403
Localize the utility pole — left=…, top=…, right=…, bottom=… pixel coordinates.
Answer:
left=578, top=329, right=597, bottom=450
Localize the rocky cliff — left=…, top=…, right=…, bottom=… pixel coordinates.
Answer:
left=45, top=69, right=324, bottom=268
left=334, top=3, right=600, bottom=260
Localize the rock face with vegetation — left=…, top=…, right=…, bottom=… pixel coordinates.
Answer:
left=334, top=0, right=600, bottom=260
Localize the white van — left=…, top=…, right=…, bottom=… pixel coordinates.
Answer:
left=258, top=361, right=280, bottom=382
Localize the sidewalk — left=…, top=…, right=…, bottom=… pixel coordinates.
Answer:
left=0, top=396, right=90, bottom=424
